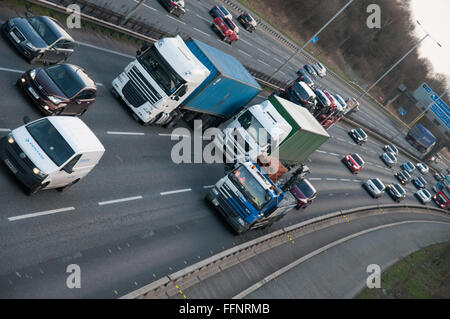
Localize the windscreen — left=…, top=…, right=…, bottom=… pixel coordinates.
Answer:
left=229, top=166, right=271, bottom=210
left=45, top=64, right=85, bottom=98
left=293, top=82, right=311, bottom=100
left=372, top=179, right=383, bottom=190
left=26, top=119, right=75, bottom=167
left=138, top=46, right=185, bottom=96
left=27, top=17, right=58, bottom=45
left=352, top=154, right=363, bottom=165
left=297, top=180, right=315, bottom=198
left=238, top=111, right=271, bottom=148
left=356, top=128, right=366, bottom=138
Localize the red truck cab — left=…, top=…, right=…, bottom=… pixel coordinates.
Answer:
left=212, top=16, right=239, bottom=44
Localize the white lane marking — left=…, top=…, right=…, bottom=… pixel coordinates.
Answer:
left=95, top=82, right=103, bottom=87
left=326, top=178, right=337, bottom=181
left=203, top=185, right=215, bottom=189
left=107, top=131, right=145, bottom=136
left=77, top=42, right=134, bottom=59
left=353, top=180, right=360, bottom=182
left=0, top=128, right=11, bottom=132
left=196, top=14, right=210, bottom=23
left=193, top=27, right=210, bottom=37
left=240, top=38, right=252, bottom=46
left=309, top=178, right=322, bottom=181
left=166, top=15, right=186, bottom=24
left=257, top=48, right=270, bottom=56
left=273, top=57, right=283, bottom=64
left=329, top=152, right=340, bottom=157
left=257, top=59, right=270, bottom=67
left=238, top=49, right=251, bottom=57
left=160, top=188, right=192, bottom=196
left=159, top=133, right=190, bottom=138
left=341, top=179, right=351, bottom=182
left=8, top=207, right=75, bottom=222
left=316, top=150, right=327, bottom=154
left=98, top=196, right=143, bottom=206
left=0, top=67, right=24, bottom=74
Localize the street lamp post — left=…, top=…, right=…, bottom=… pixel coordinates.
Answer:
left=356, top=20, right=442, bottom=102
left=268, top=0, right=355, bottom=82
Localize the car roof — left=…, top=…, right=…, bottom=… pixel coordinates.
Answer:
left=44, top=16, right=74, bottom=42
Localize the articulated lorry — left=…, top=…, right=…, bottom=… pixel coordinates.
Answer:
left=206, top=162, right=309, bottom=233
left=406, top=123, right=436, bottom=154
left=112, top=35, right=261, bottom=128
left=216, top=95, right=330, bottom=167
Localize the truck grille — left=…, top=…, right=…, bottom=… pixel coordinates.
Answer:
left=219, top=184, right=249, bottom=217
left=126, top=66, right=162, bottom=106
left=122, top=81, right=146, bottom=108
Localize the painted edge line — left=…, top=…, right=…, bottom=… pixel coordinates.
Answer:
left=160, top=188, right=192, bottom=196
left=98, top=196, right=143, bottom=206
left=8, top=207, right=75, bottom=221
left=0, top=67, right=24, bottom=74
left=0, top=128, right=11, bottom=132
left=107, top=131, right=145, bottom=136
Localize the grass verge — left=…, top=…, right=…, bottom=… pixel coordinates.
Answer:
left=357, top=242, right=450, bottom=299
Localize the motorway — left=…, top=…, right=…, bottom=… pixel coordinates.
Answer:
left=0, top=1, right=446, bottom=298
left=80, top=0, right=423, bottom=157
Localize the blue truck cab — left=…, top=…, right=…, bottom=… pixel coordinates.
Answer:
left=206, top=162, right=282, bottom=233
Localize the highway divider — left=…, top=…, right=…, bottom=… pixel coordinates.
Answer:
left=120, top=203, right=448, bottom=299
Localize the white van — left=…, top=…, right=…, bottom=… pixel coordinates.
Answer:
left=0, top=116, right=105, bottom=194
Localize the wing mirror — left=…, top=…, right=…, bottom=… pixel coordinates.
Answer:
left=23, top=116, right=31, bottom=124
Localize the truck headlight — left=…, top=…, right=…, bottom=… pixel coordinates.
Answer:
left=237, top=217, right=245, bottom=226
left=25, top=42, right=37, bottom=51
left=7, top=133, right=15, bottom=144
left=212, top=188, right=219, bottom=196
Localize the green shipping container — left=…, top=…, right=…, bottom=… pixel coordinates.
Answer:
left=268, top=95, right=330, bottom=166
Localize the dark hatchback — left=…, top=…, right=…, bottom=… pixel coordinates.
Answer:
left=412, top=176, right=427, bottom=189
left=304, top=64, right=317, bottom=77
left=386, top=183, right=406, bottom=202
left=349, top=128, right=368, bottom=145
left=3, top=15, right=75, bottom=64
left=296, top=68, right=315, bottom=88
left=18, top=64, right=97, bottom=116
left=395, top=170, right=411, bottom=185
left=290, top=179, right=317, bottom=209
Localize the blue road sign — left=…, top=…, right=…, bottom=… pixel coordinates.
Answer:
left=311, top=36, right=319, bottom=44
left=429, top=93, right=450, bottom=129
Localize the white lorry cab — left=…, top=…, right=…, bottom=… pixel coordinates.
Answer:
left=216, top=99, right=292, bottom=163
left=112, top=36, right=210, bottom=126
left=0, top=116, right=105, bottom=195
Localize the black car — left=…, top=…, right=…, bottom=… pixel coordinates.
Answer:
left=296, top=68, right=315, bottom=88
left=18, top=64, right=97, bottom=116
left=304, top=64, right=317, bottom=77
left=3, top=15, right=75, bottom=64
left=237, top=12, right=257, bottom=32
left=158, top=0, right=185, bottom=17
left=394, top=170, right=411, bottom=185
left=412, top=176, right=427, bottom=189
left=386, top=183, right=406, bottom=202
left=349, top=128, right=368, bottom=145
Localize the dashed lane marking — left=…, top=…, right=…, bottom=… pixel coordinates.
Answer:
left=8, top=207, right=75, bottom=221
left=107, top=131, right=145, bottom=136
left=166, top=15, right=186, bottom=24
left=98, top=196, right=143, bottom=206
left=238, top=49, right=252, bottom=57
left=160, top=188, right=192, bottom=196
left=193, top=27, right=210, bottom=37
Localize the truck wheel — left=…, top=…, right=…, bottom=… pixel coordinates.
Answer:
left=57, top=179, right=80, bottom=192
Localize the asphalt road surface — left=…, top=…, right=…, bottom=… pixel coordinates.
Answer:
left=0, top=2, right=444, bottom=298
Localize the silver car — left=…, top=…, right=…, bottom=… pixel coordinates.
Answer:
left=313, top=62, right=326, bottom=77
left=416, top=162, right=429, bottom=174
left=380, top=151, right=397, bottom=168
left=415, top=189, right=432, bottom=204
left=363, top=178, right=386, bottom=198
left=383, top=144, right=399, bottom=155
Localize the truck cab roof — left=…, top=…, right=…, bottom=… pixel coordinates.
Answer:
left=155, top=36, right=210, bottom=84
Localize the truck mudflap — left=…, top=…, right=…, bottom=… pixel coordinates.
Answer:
left=205, top=188, right=248, bottom=233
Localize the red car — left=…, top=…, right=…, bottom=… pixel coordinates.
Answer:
left=212, top=16, right=239, bottom=44
left=342, top=153, right=364, bottom=174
